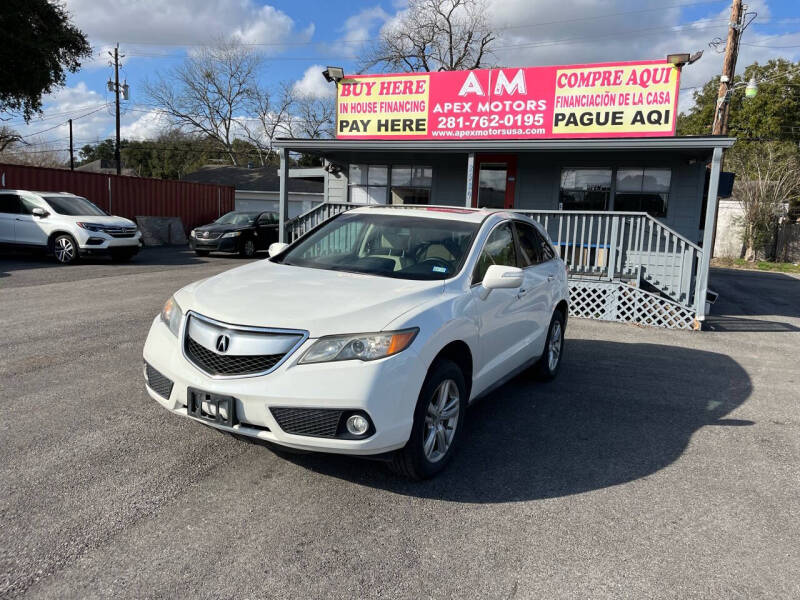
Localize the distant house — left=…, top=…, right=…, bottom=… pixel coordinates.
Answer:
left=182, top=164, right=325, bottom=219
left=76, top=159, right=135, bottom=176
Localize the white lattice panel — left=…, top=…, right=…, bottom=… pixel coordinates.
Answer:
left=569, top=280, right=697, bottom=330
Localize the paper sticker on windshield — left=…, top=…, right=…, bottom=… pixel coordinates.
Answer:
left=432, top=266, right=447, bottom=273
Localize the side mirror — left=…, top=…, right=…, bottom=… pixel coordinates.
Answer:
left=480, top=265, right=523, bottom=299
left=32, top=207, right=49, bottom=218
left=268, top=242, right=288, bottom=257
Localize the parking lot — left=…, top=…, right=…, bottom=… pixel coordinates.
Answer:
left=1, top=248, right=798, bottom=599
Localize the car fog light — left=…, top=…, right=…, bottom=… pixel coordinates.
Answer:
left=346, top=414, right=369, bottom=436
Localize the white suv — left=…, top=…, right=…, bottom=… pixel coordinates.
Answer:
left=143, top=206, right=569, bottom=478
left=0, top=190, right=141, bottom=264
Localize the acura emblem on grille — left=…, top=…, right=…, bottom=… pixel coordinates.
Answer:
left=203, top=231, right=210, bottom=238
left=215, top=334, right=230, bottom=353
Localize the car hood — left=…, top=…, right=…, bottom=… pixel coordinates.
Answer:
left=175, top=260, right=444, bottom=337
left=195, top=223, right=250, bottom=233
left=73, top=215, right=136, bottom=228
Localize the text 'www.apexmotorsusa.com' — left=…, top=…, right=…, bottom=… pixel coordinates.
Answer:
left=431, top=127, right=546, bottom=137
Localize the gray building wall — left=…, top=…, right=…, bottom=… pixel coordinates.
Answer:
left=326, top=150, right=707, bottom=243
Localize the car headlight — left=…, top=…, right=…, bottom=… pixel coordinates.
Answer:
left=160, top=295, right=183, bottom=337
left=189, top=229, right=196, bottom=238
left=299, top=329, right=418, bottom=364
left=222, top=231, right=241, bottom=238
left=77, top=222, right=105, bottom=232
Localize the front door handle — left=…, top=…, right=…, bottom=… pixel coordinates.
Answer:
left=516, top=288, right=528, bottom=299
left=15, top=217, right=24, bottom=221
left=546, top=273, right=555, bottom=281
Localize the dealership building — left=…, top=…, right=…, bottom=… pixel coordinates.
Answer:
left=275, top=60, right=734, bottom=330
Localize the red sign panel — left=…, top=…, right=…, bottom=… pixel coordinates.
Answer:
left=336, top=60, right=680, bottom=140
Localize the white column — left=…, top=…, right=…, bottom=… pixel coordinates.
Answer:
left=694, top=146, right=723, bottom=321
left=465, top=153, right=475, bottom=207
left=278, top=147, right=289, bottom=243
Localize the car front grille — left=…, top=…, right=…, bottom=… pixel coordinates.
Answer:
left=198, top=231, right=222, bottom=240
left=145, top=362, right=174, bottom=399
left=184, top=336, right=284, bottom=376
left=270, top=407, right=344, bottom=438
left=105, top=226, right=138, bottom=238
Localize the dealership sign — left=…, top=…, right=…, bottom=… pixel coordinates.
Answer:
left=336, top=60, right=680, bottom=140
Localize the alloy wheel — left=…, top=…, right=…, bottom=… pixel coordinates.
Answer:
left=54, top=237, right=75, bottom=263
left=423, top=378, right=460, bottom=463
left=548, top=320, right=562, bottom=372
left=244, top=240, right=256, bottom=256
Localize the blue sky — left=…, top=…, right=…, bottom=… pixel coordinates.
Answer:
left=9, top=0, right=800, bottom=152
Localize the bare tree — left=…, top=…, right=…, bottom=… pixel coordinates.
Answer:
left=0, top=137, right=67, bottom=168
left=728, top=142, right=800, bottom=261
left=241, top=82, right=295, bottom=166
left=0, top=125, right=22, bottom=152
left=145, top=39, right=262, bottom=165
left=292, top=96, right=335, bottom=139
left=362, top=0, right=495, bottom=72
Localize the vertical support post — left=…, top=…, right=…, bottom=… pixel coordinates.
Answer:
left=695, top=146, right=723, bottom=322
left=465, top=153, right=475, bottom=207
left=68, top=119, right=74, bottom=171
left=323, top=160, right=329, bottom=203
left=107, top=177, right=112, bottom=213
left=607, top=216, right=619, bottom=280
left=278, top=147, right=289, bottom=243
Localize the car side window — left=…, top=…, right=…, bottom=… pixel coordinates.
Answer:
left=258, top=213, right=276, bottom=225
left=515, top=221, right=555, bottom=266
left=472, top=222, right=517, bottom=285
left=19, top=197, right=39, bottom=215
left=0, top=194, right=21, bottom=215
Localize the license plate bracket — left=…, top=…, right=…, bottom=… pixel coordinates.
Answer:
left=187, top=388, right=237, bottom=427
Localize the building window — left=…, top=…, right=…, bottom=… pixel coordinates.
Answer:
left=390, top=165, right=433, bottom=205
left=349, top=164, right=388, bottom=204
left=559, top=168, right=612, bottom=211
left=614, top=168, right=671, bottom=217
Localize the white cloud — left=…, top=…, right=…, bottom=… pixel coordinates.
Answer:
left=64, top=0, right=313, bottom=54
left=293, top=65, right=335, bottom=99
left=336, top=6, right=390, bottom=59
left=119, top=109, right=168, bottom=140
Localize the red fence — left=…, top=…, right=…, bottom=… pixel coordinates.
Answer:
left=0, top=163, right=235, bottom=231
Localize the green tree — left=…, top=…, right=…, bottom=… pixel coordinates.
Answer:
left=677, top=59, right=800, bottom=139
left=78, top=139, right=116, bottom=164
left=0, top=0, right=91, bottom=121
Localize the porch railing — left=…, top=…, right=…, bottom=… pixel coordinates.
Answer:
left=284, top=203, right=705, bottom=314
left=286, top=202, right=365, bottom=242
left=516, top=210, right=703, bottom=308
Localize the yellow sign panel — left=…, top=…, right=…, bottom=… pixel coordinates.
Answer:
left=552, top=63, right=679, bottom=135
left=337, top=74, right=429, bottom=137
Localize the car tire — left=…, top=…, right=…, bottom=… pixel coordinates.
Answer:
left=240, top=238, right=257, bottom=258
left=532, top=309, right=565, bottom=381
left=195, top=250, right=210, bottom=257
left=388, top=359, right=467, bottom=480
left=52, top=234, right=78, bottom=264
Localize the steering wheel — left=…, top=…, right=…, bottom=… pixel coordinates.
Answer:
left=418, top=257, right=451, bottom=272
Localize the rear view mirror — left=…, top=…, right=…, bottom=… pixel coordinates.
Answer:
left=32, top=207, right=49, bottom=218
left=268, top=242, right=288, bottom=257
left=480, top=265, right=522, bottom=299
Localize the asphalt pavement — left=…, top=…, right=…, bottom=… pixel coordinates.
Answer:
left=1, top=248, right=798, bottom=599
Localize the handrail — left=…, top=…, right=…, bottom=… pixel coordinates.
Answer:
left=285, top=201, right=367, bottom=241
left=516, top=209, right=704, bottom=308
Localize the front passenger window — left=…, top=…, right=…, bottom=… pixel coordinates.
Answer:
left=0, top=194, right=21, bottom=214
left=473, top=223, right=517, bottom=284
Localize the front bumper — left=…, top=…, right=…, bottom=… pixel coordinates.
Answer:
left=190, top=236, right=239, bottom=253
left=76, top=229, right=141, bottom=254
left=142, top=316, right=428, bottom=455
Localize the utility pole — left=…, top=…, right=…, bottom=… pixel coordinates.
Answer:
left=113, top=43, right=121, bottom=175
left=712, top=0, right=745, bottom=135
left=68, top=119, right=74, bottom=171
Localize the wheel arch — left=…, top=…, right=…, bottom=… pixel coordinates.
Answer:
left=47, top=230, right=77, bottom=250
left=429, top=340, right=474, bottom=399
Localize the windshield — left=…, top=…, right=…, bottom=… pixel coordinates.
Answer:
left=277, top=212, right=478, bottom=280
left=215, top=212, right=258, bottom=226
left=44, top=196, right=106, bottom=216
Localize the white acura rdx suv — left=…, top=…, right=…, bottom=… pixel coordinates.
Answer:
left=143, top=206, right=569, bottom=478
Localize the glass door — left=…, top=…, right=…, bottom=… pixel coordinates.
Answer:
left=472, top=154, right=517, bottom=209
